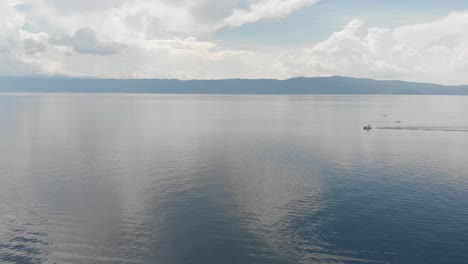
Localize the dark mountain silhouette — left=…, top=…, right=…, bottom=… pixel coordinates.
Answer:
left=1, top=76, right=467, bottom=95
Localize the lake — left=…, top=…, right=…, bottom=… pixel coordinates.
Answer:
left=0, top=94, right=467, bottom=264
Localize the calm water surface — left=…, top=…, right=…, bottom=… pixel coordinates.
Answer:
left=0, top=94, right=467, bottom=264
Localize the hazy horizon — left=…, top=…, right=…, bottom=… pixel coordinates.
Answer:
left=2, top=75, right=468, bottom=87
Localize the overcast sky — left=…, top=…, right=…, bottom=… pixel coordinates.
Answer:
left=2, top=0, right=468, bottom=84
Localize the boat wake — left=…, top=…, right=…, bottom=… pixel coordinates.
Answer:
left=376, top=126, right=468, bottom=132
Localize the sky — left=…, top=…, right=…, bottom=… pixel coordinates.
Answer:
left=1, top=0, right=468, bottom=84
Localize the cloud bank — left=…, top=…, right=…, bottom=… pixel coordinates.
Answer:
left=1, top=0, right=468, bottom=84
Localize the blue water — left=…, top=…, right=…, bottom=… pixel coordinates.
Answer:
left=0, top=94, right=467, bottom=264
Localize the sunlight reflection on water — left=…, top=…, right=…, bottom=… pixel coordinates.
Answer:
left=0, top=94, right=467, bottom=264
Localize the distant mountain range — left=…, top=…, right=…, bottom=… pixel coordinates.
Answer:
left=1, top=76, right=467, bottom=95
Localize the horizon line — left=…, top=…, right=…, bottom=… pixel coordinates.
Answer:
left=2, top=75, right=467, bottom=87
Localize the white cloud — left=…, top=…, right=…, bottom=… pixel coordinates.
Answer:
left=22, top=31, right=49, bottom=55
left=20, top=0, right=244, bottom=37
left=221, top=0, right=320, bottom=28
left=0, top=0, right=297, bottom=79
left=52, top=27, right=123, bottom=55
left=0, top=1, right=45, bottom=74
left=287, top=11, right=468, bottom=84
